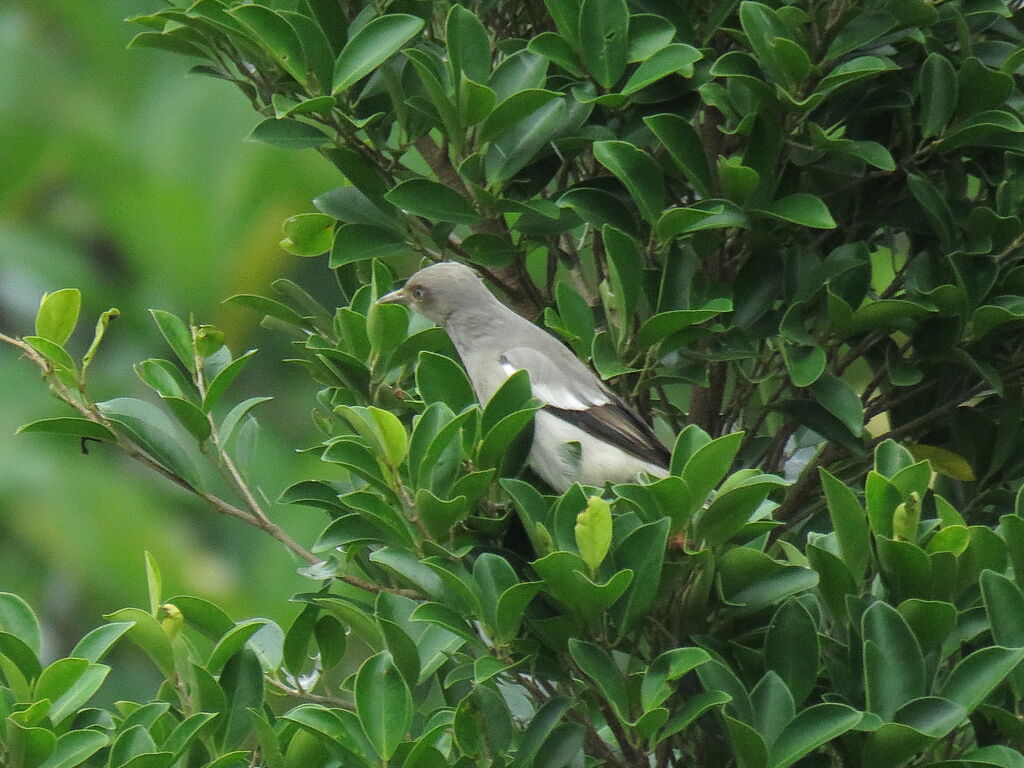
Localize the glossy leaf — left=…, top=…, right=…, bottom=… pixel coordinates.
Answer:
left=332, top=14, right=425, bottom=93
left=355, top=651, right=412, bottom=760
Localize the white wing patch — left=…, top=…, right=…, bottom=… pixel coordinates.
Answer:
left=499, top=352, right=610, bottom=411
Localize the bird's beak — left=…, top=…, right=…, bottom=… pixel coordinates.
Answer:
left=377, top=288, right=408, bottom=305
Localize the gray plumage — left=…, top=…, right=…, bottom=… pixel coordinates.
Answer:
left=379, top=262, right=669, bottom=491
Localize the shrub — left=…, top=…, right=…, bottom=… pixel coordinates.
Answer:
left=3, top=0, right=1024, bottom=766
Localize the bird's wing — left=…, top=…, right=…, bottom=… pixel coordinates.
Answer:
left=499, top=346, right=670, bottom=469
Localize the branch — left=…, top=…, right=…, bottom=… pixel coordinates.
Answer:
left=0, top=330, right=424, bottom=601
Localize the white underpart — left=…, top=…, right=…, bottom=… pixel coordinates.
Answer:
left=529, top=411, right=668, bottom=492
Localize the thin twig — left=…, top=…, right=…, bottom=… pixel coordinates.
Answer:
left=1, top=330, right=423, bottom=600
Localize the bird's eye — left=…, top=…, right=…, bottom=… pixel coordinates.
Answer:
left=412, top=288, right=425, bottom=300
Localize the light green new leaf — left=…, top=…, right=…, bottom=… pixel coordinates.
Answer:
left=35, top=289, right=81, bottom=346
left=575, top=496, right=612, bottom=574
left=280, top=213, right=334, bottom=256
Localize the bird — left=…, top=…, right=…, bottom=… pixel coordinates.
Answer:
left=378, top=262, right=670, bottom=492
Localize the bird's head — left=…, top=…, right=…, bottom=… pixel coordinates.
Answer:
left=377, top=262, right=493, bottom=325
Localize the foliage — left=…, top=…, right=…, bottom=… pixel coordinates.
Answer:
left=3, top=0, right=1024, bottom=766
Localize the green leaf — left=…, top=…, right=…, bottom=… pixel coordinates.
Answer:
left=34, top=658, right=110, bottom=725
left=220, top=397, right=273, bottom=447
left=981, top=570, right=1024, bottom=653
left=280, top=213, right=334, bottom=256
left=479, top=89, right=562, bottom=142
left=528, top=32, right=582, bottom=76
left=35, top=288, right=81, bottom=345
left=165, top=712, right=219, bottom=763
left=355, top=651, right=412, bottom=760
left=641, top=647, right=711, bottom=711
left=761, top=194, right=836, bottom=229
left=628, top=13, right=677, bottom=62
left=816, top=55, right=899, bottom=94
left=824, top=10, right=897, bottom=61
left=695, top=482, right=772, bottom=546
left=484, top=93, right=574, bottom=184
left=602, top=225, right=644, bottom=334
left=314, top=186, right=401, bottom=232
left=972, top=296, right=1024, bottom=339
left=532, top=551, right=633, bottom=621
left=907, top=173, right=955, bottom=248
left=37, top=729, right=109, bottom=768
left=96, top=397, right=202, bottom=490
left=578, top=0, right=630, bottom=88
left=446, top=4, right=491, bottom=83
left=863, top=601, right=926, bottom=720
left=229, top=4, right=308, bottom=86
left=739, top=1, right=809, bottom=90
left=330, top=224, right=409, bottom=266
left=494, top=581, right=544, bottom=644
left=17, top=417, right=117, bottom=443
left=336, top=405, right=408, bottom=469
left=202, top=349, right=256, bottom=412
left=568, top=640, right=629, bottom=721
left=611, top=517, right=670, bottom=631
left=0, top=592, right=42, bottom=654
left=593, top=141, right=664, bottom=224
left=575, top=495, right=612, bottom=574
left=70, top=621, right=135, bottom=663
left=416, top=351, right=475, bottom=412
left=920, top=53, right=957, bottom=139
left=720, top=548, right=819, bottom=612
left=765, top=599, right=820, bottom=705
left=509, top=697, right=573, bottom=768
left=207, top=620, right=268, bottom=673
left=780, top=342, right=826, bottom=387
left=481, top=368, right=534, bottom=434
left=621, top=44, right=702, bottom=94
left=768, top=704, right=862, bottom=768
left=127, top=30, right=205, bottom=58
left=680, top=431, right=744, bottom=511
left=638, top=302, right=732, bottom=346
left=809, top=374, right=863, bottom=436
left=644, top=113, right=712, bottom=196
left=247, top=118, right=330, bottom=149
left=941, top=645, right=1024, bottom=714
left=333, top=14, right=425, bottom=93
left=149, top=309, right=194, bottom=372
left=819, top=468, right=870, bottom=578
left=384, top=179, right=479, bottom=225
left=103, top=607, right=175, bottom=678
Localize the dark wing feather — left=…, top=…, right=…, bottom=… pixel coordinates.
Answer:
left=545, top=398, right=670, bottom=468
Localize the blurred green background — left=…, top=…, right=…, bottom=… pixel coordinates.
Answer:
left=0, top=0, right=342, bottom=664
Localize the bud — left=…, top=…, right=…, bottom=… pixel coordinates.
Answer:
left=159, top=603, right=184, bottom=638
